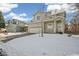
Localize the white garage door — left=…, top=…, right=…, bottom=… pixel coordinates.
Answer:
left=29, top=28, right=41, bottom=33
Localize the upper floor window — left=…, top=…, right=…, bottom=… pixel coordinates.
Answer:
left=13, top=19, right=16, bottom=24
left=13, top=21, right=16, bottom=24
left=37, top=16, right=40, bottom=20
left=49, top=16, right=52, bottom=19
left=45, top=14, right=47, bottom=16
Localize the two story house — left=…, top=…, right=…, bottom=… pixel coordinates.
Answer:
left=28, top=10, right=66, bottom=33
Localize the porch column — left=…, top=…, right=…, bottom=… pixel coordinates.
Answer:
left=61, top=17, right=65, bottom=33
left=53, top=20, right=56, bottom=33
left=62, top=20, right=65, bottom=33
left=43, top=22, right=45, bottom=33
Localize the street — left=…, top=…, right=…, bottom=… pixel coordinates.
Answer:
left=0, top=34, right=79, bottom=56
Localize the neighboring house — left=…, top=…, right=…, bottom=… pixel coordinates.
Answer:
left=5, top=19, right=28, bottom=32
left=28, top=10, right=66, bottom=33
left=64, top=24, right=68, bottom=33
left=71, top=15, right=79, bottom=33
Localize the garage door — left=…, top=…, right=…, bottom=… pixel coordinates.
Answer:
left=29, top=28, right=41, bottom=33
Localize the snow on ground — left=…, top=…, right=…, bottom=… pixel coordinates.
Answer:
left=0, top=32, right=27, bottom=41
left=72, top=35, right=79, bottom=38
left=0, top=34, right=79, bottom=56
left=0, top=32, right=26, bottom=37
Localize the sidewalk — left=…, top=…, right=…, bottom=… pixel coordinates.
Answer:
left=71, top=35, right=79, bottom=38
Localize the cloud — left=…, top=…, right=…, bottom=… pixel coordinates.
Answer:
left=4, top=12, right=16, bottom=19
left=46, top=3, right=77, bottom=13
left=19, top=13, right=27, bottom=17
left=4, top=12, right=30, bottom=21
left=47, top=4, right=62, bottom=11
left=66, top=9, right=78, bottom=14
left=13, top=16, right=31, bottom=21
left=0, top=3, right=18, bottom=13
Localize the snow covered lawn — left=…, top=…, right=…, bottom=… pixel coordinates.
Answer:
left=0, top=32, right=27, bottom=37
left=1, top=34, right=79, bottom=56
left=0, top=32, right=27, bottom=41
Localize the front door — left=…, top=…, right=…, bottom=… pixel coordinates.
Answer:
left=56, top=22, right=62, bottom=33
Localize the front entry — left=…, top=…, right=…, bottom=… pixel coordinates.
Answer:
left=44, top=21, right=54, bottom=33
left=56, top=20, right=62, bottom=33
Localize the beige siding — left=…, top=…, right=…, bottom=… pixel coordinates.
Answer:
left=28, top=11, right=65, bottom=33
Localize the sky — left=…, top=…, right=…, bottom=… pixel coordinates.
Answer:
left=0, top=3, right=78, bottom=23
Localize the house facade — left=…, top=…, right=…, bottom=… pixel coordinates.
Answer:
left=28, top=10, right=66, bottom=33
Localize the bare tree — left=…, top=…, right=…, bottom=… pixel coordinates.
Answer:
left=74, top=3, right=79, bottom=33
left=75, top=3, right=79, bottom=10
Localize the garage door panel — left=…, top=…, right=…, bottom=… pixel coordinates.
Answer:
left=29, top=28, right=41, bottom=33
